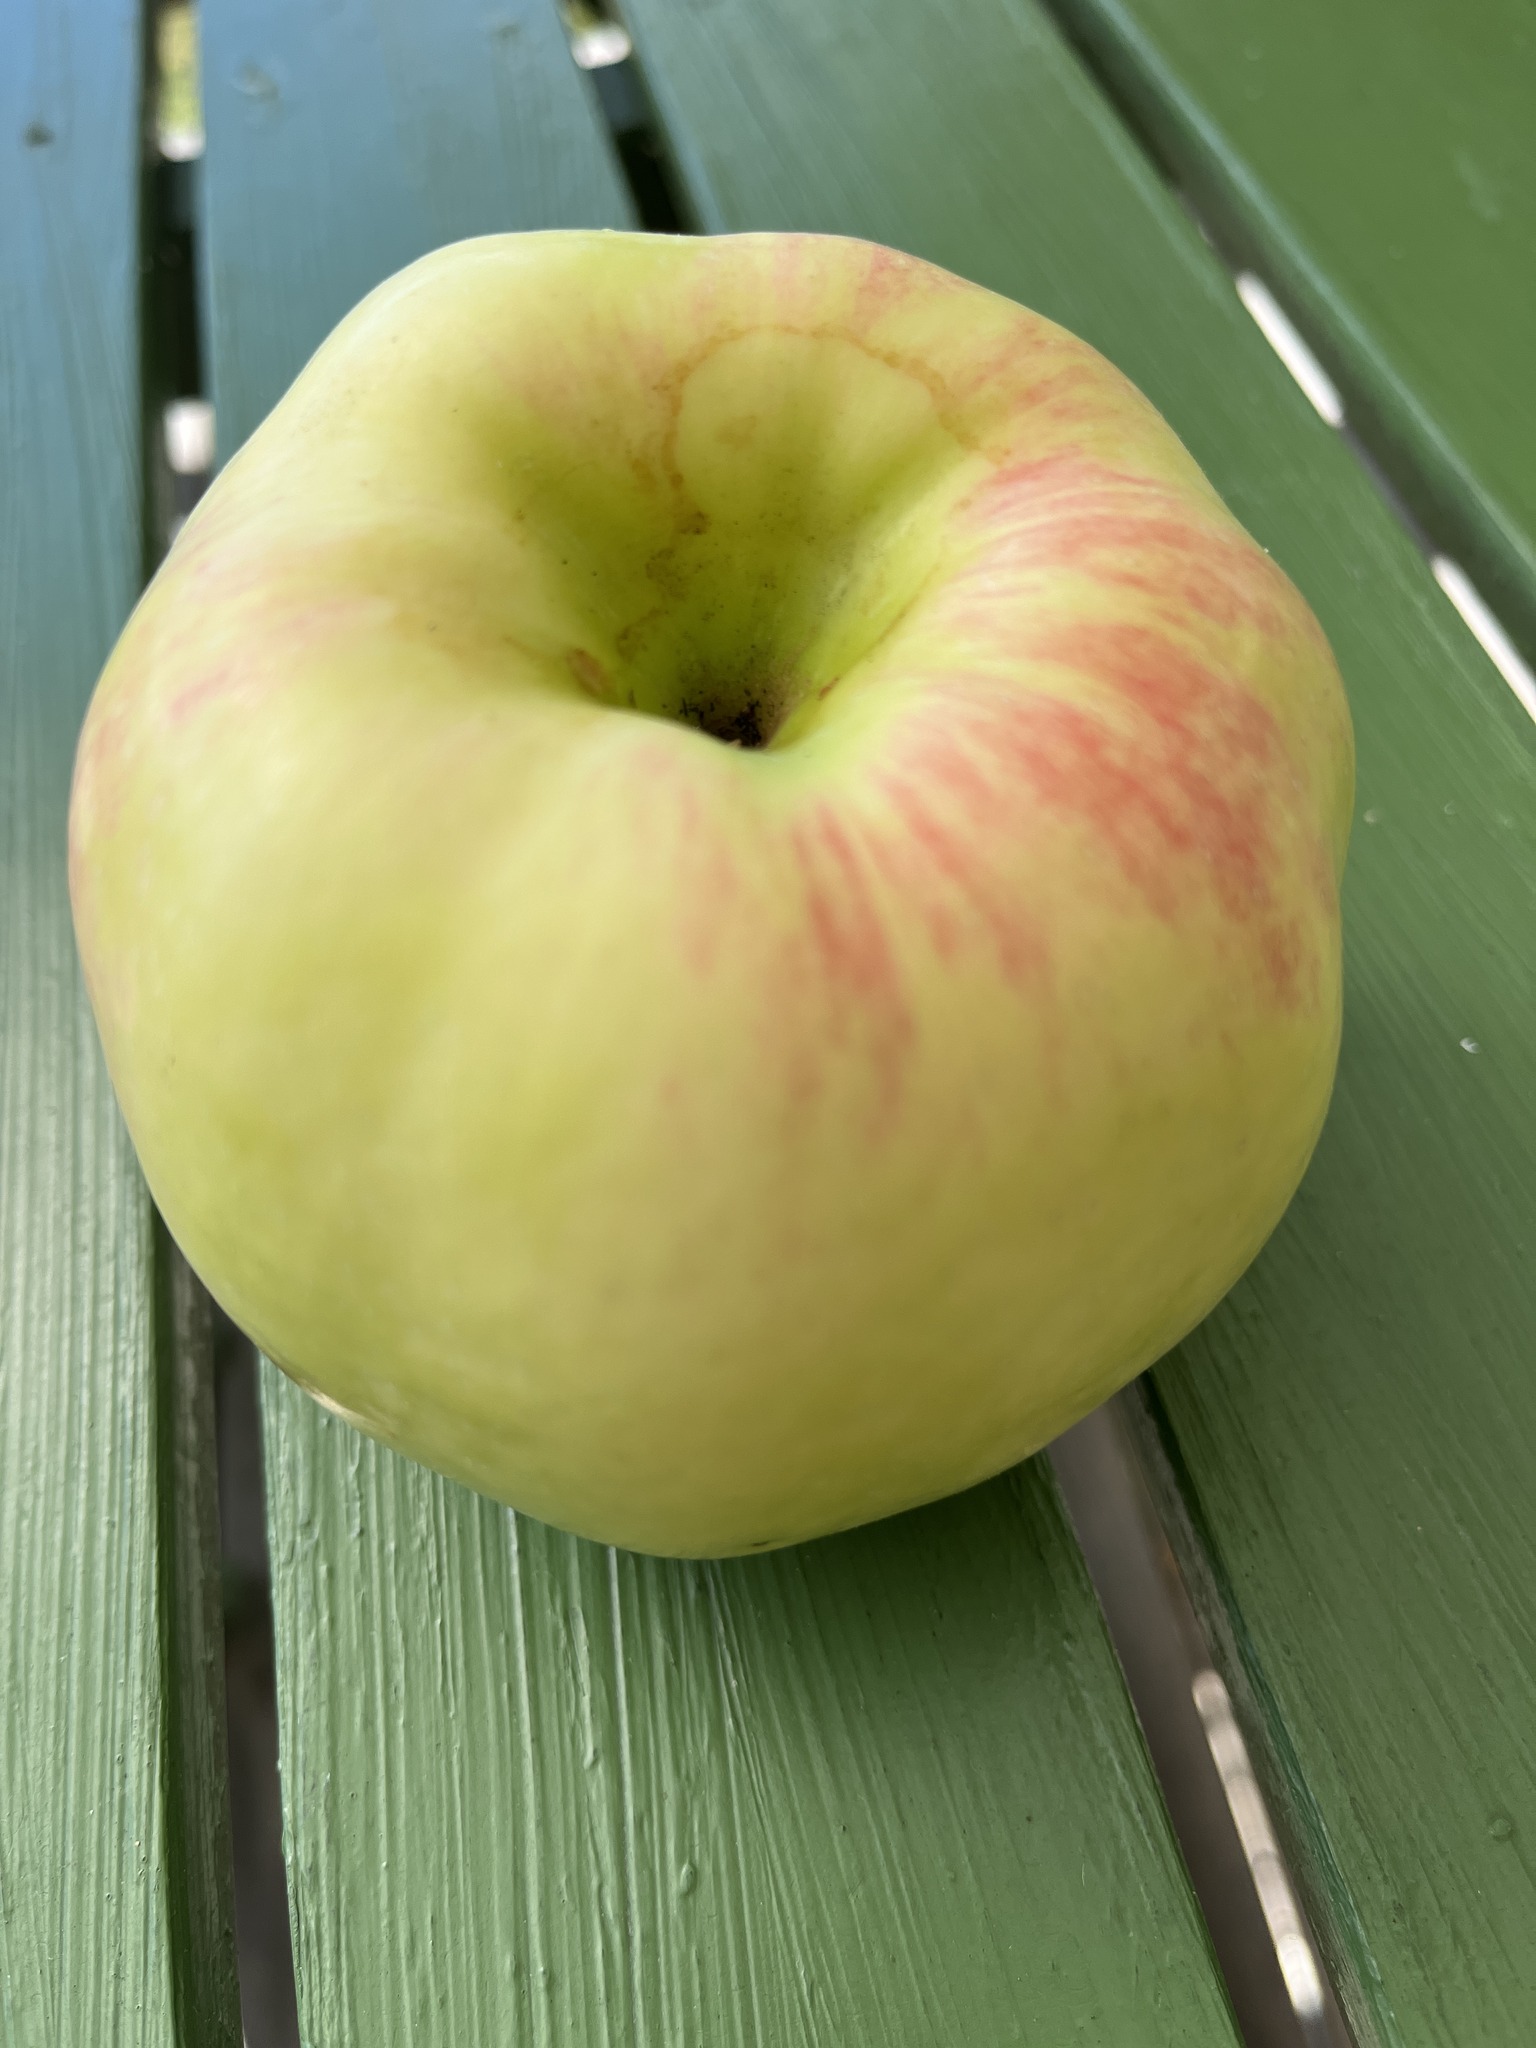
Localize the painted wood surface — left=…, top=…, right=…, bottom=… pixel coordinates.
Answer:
left=1049, top=0, right=1536, bottom=667
left=199, top=3, right=1244, bottom=2040
left=263, top=1401, right=1240, bottom=2044
left=0, top=5, right=239, bottom=2042
left=605, top=0, right=1536, bottom=2041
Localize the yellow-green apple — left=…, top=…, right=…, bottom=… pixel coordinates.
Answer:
left=69, top=232, right=1353, bottom=1556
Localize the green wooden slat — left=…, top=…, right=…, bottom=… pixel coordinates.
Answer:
left=202, top=0, right=637, bottom=454
left=0, top=6, right=239, bottom=2044
left=265, top=1397, right=1238, bottom=2045
left=200, top=6, right=1243, bottom=2042
left=609, top=0, right=1536, bottom=2041
left=1049, top=0, right=1536, bottom=667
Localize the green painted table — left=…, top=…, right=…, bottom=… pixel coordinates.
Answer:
left=4, top=1, right=1533, bottom=2044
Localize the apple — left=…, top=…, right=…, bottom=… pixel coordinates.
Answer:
left=69, top=232, right=1353, bottom=1557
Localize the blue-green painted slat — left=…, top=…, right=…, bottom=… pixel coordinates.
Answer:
left=0, top=4, right=238, bottom=2042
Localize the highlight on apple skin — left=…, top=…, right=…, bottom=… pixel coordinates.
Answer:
left=68, top=231, right=1354, bottom=1557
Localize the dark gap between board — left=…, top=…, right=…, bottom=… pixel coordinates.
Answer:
left=563, top=0, right=696, bottom=233
left=1051, top=1402, right=1355, bottom=2048
left=144, top=12, right=301, bottom=2042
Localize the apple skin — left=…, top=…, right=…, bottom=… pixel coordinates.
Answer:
left=69, top=231, right=1352, bottom=1556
